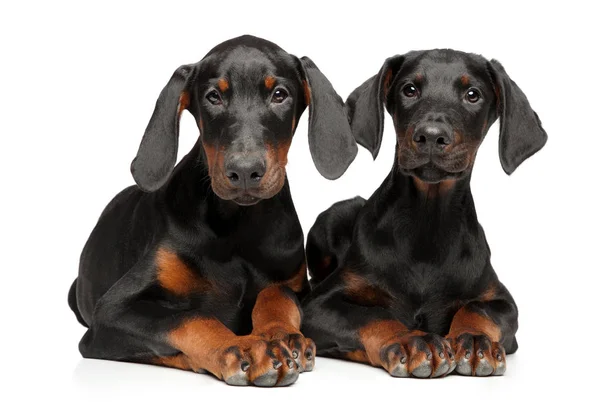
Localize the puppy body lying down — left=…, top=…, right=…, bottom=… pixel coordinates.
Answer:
left=69, top=35, right=357, bottom=386
left=302, top=49, right=547, bottom=378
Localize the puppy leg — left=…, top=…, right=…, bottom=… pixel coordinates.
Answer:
left=302, top=271, right=454, bottom=378
left=251, top=285, right=315, bottom=373
left=446, top=283, right=518, bottom=376
left=79, top=261, right=298, bottom=387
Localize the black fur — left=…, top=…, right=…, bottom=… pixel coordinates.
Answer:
left=302, top=49, right=546, bottom=365
left=69, top=35, right=355, bottom=366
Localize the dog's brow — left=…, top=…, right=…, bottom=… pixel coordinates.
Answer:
left=217, top=78, right=229, bottom=93
left=264, top=75, right=276, bottom=90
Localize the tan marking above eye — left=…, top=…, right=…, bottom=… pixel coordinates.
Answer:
left=264, top=75, right=276, bottom=90
left=461, top=75, right=470, bottom=86
left=217, top=78, right=229, bottom=93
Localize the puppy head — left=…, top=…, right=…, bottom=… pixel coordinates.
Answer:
left=131, top=35, right=356, bottom=205
left=346, top=49, right=547, bottom=183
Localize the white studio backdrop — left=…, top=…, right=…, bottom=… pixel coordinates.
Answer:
left=1, top=1, right=598, bottom=411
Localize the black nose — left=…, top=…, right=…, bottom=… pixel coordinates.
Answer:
left=225, top=155, right=266, bottom=189
left=413, top=124, right=453, bottom=151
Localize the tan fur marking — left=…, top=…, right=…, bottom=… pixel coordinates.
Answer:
left=447, top=307, right=501, bottom=342
left=264, top=75, right=276, bottom=90
left=412, top=177, right=457, bottom=197
left=281, top=261, right=308, bottom=293
left=383, top=68, right=393, bottom=96
left=453, top=130, right=463, bottom=145
left=156, top=248, right=211, bottom=295
left=481, top=118, right=488, bottom=136
left=359, top=320, right=410, bottom=366
left=217, top=78, right=229, bottom=93
left=178, top=91, right=190, bottom=116
left=303, top=80, right=311, bottom=106
left=344, top=272, right=392, bottom=307
left=152, top=353, right=194, bottom=371
left=480, top=285, right=497, bottom=302
left=461, top=74, right=470, bottom=86
left=252, top=286, right=302, bottom=338
left=168, top=317, right=237, bottom=378
left=344, top=350, right=370, bottom=364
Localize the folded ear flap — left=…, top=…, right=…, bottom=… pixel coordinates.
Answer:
left=345, top=55, right=405, bottom=159
left=131, top=64, right=196, bottom=192
left=297, top=56, right=358, bottom=180
left=488, top=60, right=548, bottom=175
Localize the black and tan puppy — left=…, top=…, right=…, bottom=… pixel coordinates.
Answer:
left=302, top=49, right=546, bottom=378
left=68, top=35, right=357, bottom=386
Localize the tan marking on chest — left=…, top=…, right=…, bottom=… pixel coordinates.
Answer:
left=280, top=261, right=308, bottom=293
left=156, top=248, right=212, bottom=295
left=344, top=272, right=392, bottom=307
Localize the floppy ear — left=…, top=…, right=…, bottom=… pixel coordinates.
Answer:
left=488, top=60, right=547, bottom=175
left=345, top=55, right=405, bottom=159
left=131, top=64, right=196, bottom=192
left=296, top=56, right=357, bottom=180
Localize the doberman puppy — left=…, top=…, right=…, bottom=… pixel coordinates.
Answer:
left=68, top=35, right=357, bottom=386
left=302, top=49, right=547, bottom=378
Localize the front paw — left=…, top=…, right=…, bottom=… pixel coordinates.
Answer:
left=380, top=332, right=455, bottom=378
left=220, top=336, right=299, bottom=387
left=255, top=328, right=316, bottom=372
left=448, top=333, right=506, bottom=376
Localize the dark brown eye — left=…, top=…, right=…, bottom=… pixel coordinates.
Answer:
left=466, top=88, right=481, bottom=103
left=272, top=88, right=288, bottom=103
left=402, top=84, right=418, bottom=98
left=206, top=90, right=222, bottom=105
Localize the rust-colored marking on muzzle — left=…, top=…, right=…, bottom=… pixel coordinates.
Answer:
left=413, top=177, right=457, bottom=197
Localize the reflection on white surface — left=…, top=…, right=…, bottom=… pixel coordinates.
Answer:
left=65, top=354, right=532, bottom=411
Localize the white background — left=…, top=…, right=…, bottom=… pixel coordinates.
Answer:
left=1, top=1, right=598, bottom=410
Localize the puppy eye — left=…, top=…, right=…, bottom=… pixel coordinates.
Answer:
left=466, top=88, right=481, bottom=103
left=271, top=88, right=289, bottom=104
left=402, top=84, right=418, bottom=98
left=206, top=90, right=222, bottom=105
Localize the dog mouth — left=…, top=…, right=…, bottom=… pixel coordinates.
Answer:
left=233, top=194, right=262, bottom=206
left=210, top=168, right=286, bottom=206
left=398, top=147, right=472, bottom=183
